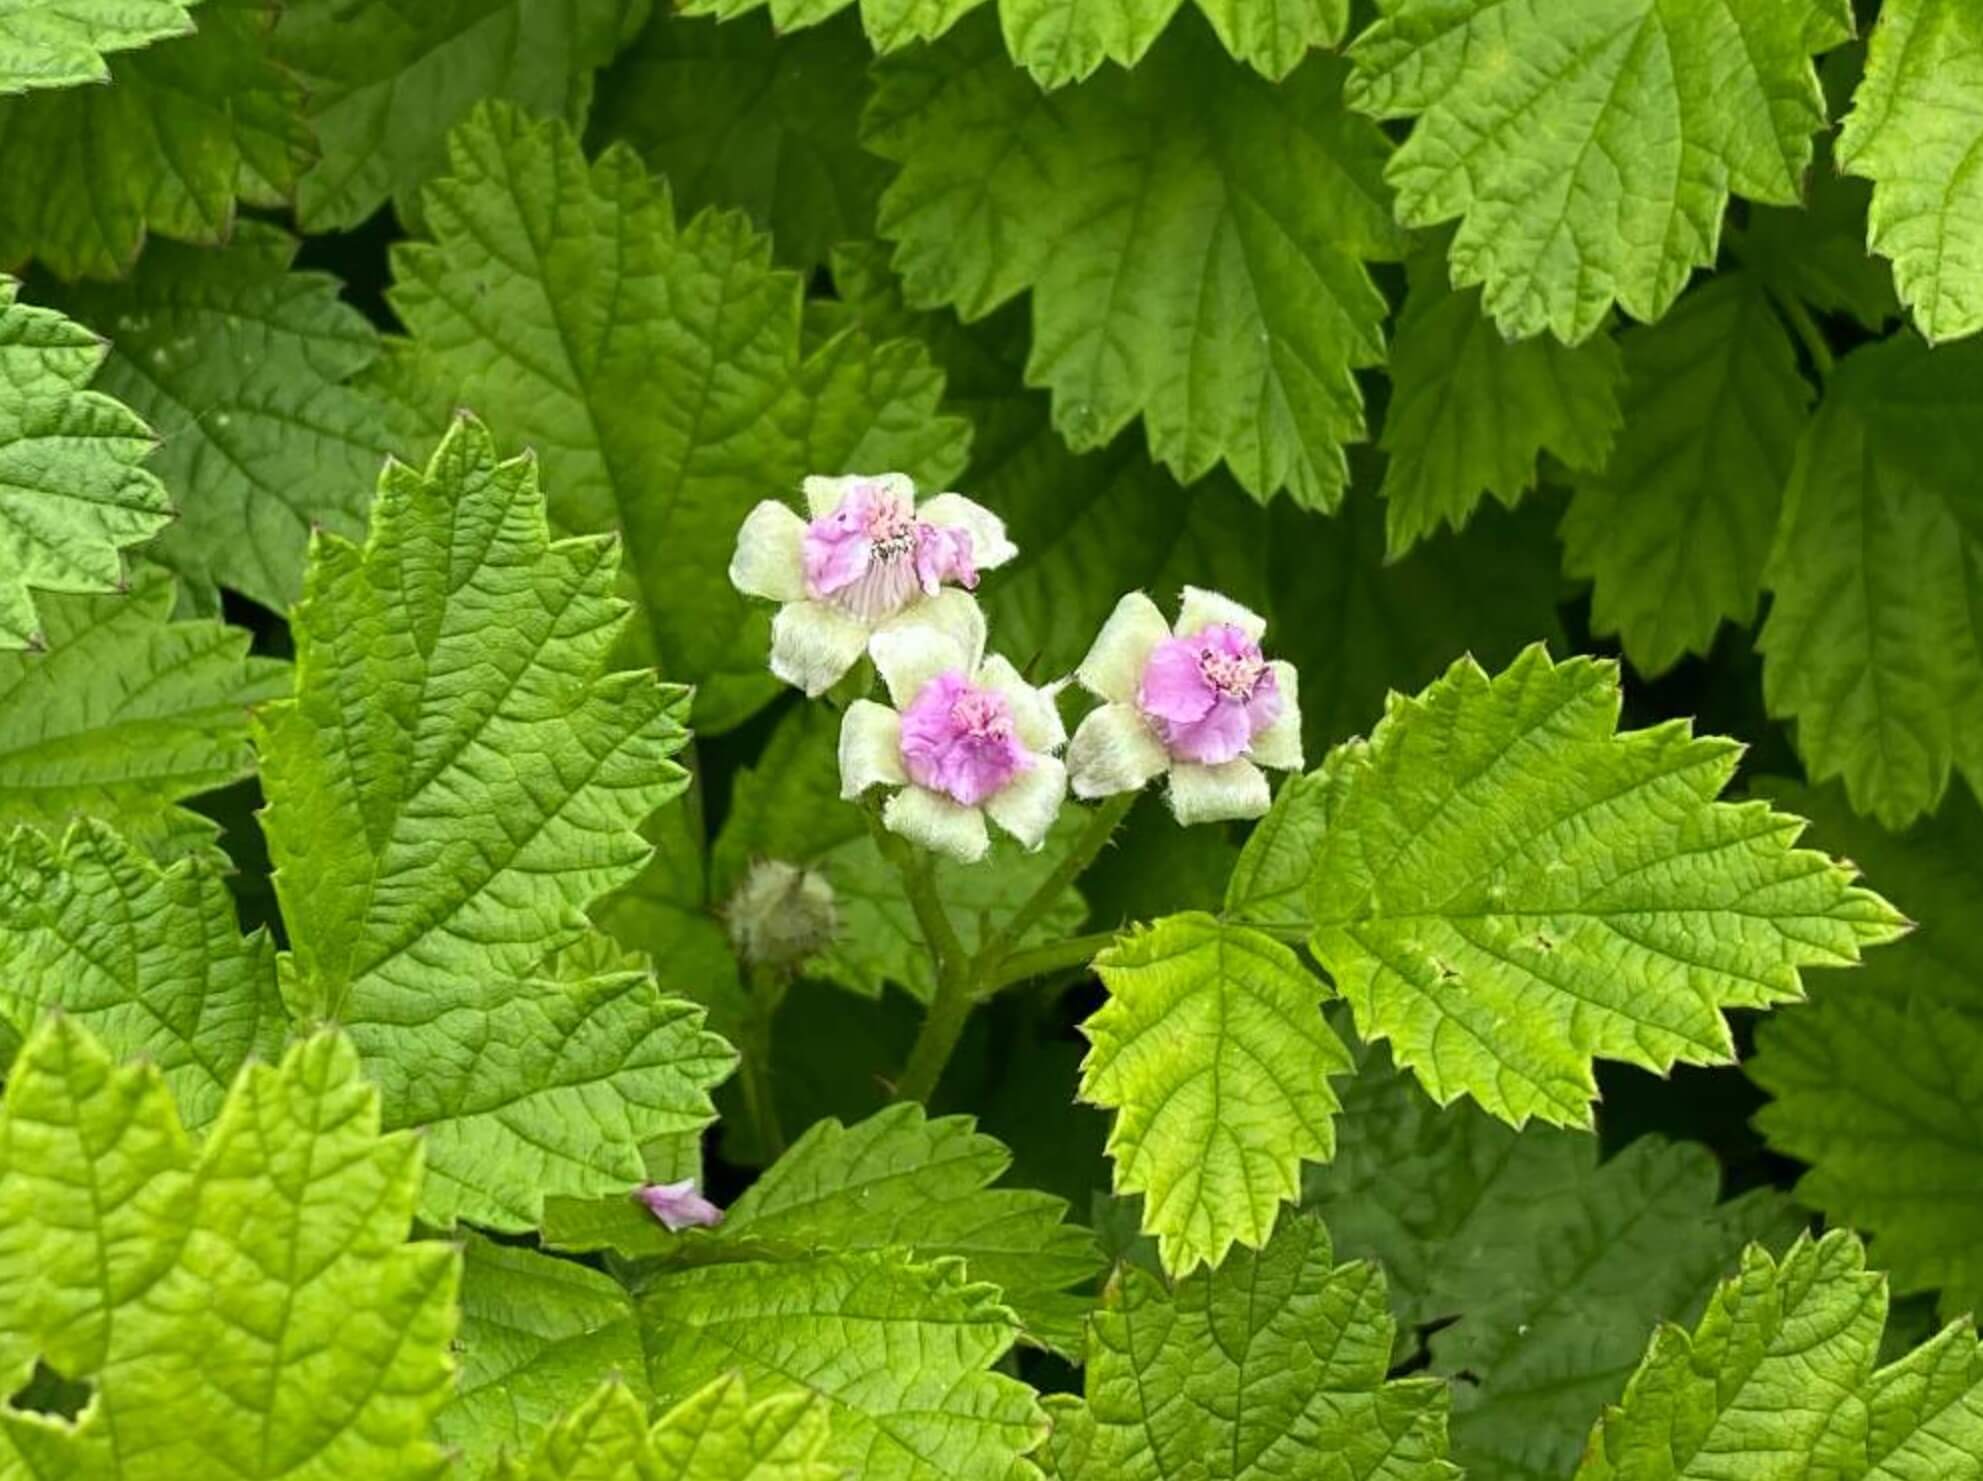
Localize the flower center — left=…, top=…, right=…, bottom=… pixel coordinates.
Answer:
left=899, top=671, right=1029, bottom=808
left=800, top=484, right=976, bottom=623
left=1198, top=647, right=1265, bottom=700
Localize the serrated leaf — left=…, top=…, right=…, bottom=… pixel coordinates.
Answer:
left=1347, top=0, right=1852, bottom=343
left=1577, top=1230, right=1983, bottom=1481
left=1750, top=779, right=1983, bottom=1321
left=37, top=224, right=391, bottom=611
left=1305, top=644, right=1907, bottom=1128
left=0, top=1017, right=459, bottom=1478
left=255, top=415, right=735, bottom=1230
left=1082, top=913, right=1352, bottom=1275
left=381, top=102, right=969, bottom=734
left=0, top=281, right=170, bottom=650
left=640, top=1249, right=1047, bottom=1480
left=1839, top=0, right=1983, bottom=343
left=1042, top=1212, right=1456, bottom=1481
left=0, top=0, right=195, bottom=94
left=1562, top=273, right=1811, bottom=675
left=0, top=820, right=286, bottom=1132
left=593, top=10, right=888, bottom=271
left=0, top=563, right=285, bottom=844
left=1305, top=1047, right=1802, bottom=1481
left=1380, top=246, right=1623, bottom=554
left=0, top=0, right=307, bottom=279
left=867, top=14, right=1403, bottom=510
left=274, top=0, right=640, bottom=232
left=1760, top=332, right=1983, bottom=828
left=438, top=1236, right=648, bottom=1472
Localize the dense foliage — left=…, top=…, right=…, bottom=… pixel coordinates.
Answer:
left=2, top=2, right=1981, bottom=1476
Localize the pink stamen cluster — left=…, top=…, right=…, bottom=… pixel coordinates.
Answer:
left=899, top=670, right=1031, bottom=807
left=1136, top=623, right=1281, bottom=766
left=802, top=482, right=977, bottom=623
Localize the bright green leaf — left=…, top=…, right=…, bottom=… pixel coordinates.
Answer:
left=867, top=15, right=1403, bottom=510
left=1562, top=273, right=1811, bottom=675
left=255, top=415, right=735, bottom=1230
left=1306, top=645, right=1907, bottom=1128
left=1082, top=912, right=1352, bottom=1275
left=1577, top=1230, right=1983, bottom=1481
left=0, top=281, right=170, bottom=650
left=0, top=1017, right=459, bottom=1479
left=0, top=0, right=194, bottom=94
left=1347, top=0, right=1852, bottom=342
left=1042, top=1212, right=1456, bottom=1481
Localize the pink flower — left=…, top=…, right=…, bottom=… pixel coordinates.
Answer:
left=730, top=474, right=1016, bottom=696
left=1066, top=588, right=1303, bottom=825
left=838, top=617, right=1067, bottom=864
left=636, top=1180, right=723, bottom=1232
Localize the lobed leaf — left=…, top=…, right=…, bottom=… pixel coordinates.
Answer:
left=0, top=0, right=195, bottom=94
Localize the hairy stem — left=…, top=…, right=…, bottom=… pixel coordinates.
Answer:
left=739, top=967, right=790, bottom=1161
left=981, top=929, right=1124, bottom=994
left=893, top=964, right=974, bottom=1104
left=980, top=791, right=1138, bottom=970
left=1775, top=291, right=1836, bottom=380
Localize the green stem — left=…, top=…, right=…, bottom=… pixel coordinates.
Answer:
left=1775, top=292, right=1836, bottom=380
left=866, top=807, right=966, bottom=976
left=893, top=964, right=974, bottom=1104
left=981, top=929, right=1124, bottom=994
left=979, top=791, right=1138, bottom=969
left=739, top=967, right=790, bottom=1161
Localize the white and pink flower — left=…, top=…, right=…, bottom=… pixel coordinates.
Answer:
left=838, top=612, right=1066, bottom=863
left=1066, top=588, right=1302, bottom=824
left=729, top=473, right=1017, bottom=696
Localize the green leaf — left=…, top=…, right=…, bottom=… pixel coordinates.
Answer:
left=0, top=820, right=286, bottom=1132
left=274, top=0, right=641, bottom=232
left=867, top=14, right=1404, bottom=510
left=1305, top=1048, right=1802, bottom=1481
left=592, top=10, right=888, bottom=271
left=1082, top=913, right=1353, bottom=1275
left=381, top=102, right=969, bottom=733
left=0, top=0, right=195, bottom=94
left=640, top=1249, right=1048, bottom=1480
left=36, top=224, right=391, bottom=612
left=1305, top=644, right=1907, bottom=1128
left=1760, top=332, right=1983, bottom=828
left=0, top=0, right=307, bottom=279
left=255, top=415, right=735, bottom=1230
left=1346, top=0, right=1852, bottom=343
left=723, top=1102, right=1103, bottom=1356
left=1577, top=1231, right=1983, bottom=1481
left=1042, top=1212, right=1456, bottom=1481
left=1562, top=273, right=1811, bottom=675
left=1380, top=246, right=1623, bottom=554
left=0, top=563, right=285, bottom=845
left=494, top=1374, right=836, bottom=1481
left=1839, top=0, right=1983, bottom=343
left=1750, top=779, right=1983, bottom=1321
left=438, top=1236, right=648, bottom=1472
left=0, top=1017, right=459, bottom=1478
left=0, top=281, right=170, bottom=650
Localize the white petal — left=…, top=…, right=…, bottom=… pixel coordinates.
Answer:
left=1066, top=701, right=1170, bottom=799
left=804, top=472, right=914, bottom=519
left=770, top=600, right=869, bottom=696
left=728, top=500, right=809, bottom=603
left=916, top=492, right=1018, bottom=570
left=1167, top=759, right=1270, bottom=825
left=870, top=623, right=970, bottom=708
left=878, top=588, right=986, bottom=673
left=884, top=787, right=989, bottom=863
left=976, top=654, right=1066, bottom=753
left=839, top=700, right=906, bottom=798
left=1175, top=585, right=1266, bottom=641
left=986, top=756, right=1067, bottom=851
left=1248, top=661, right=1304, bottom=772
left=1077, top=591, right=1171, bottom=703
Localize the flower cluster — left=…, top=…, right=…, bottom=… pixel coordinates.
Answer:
left=730, top=473, right=1304, bottom=861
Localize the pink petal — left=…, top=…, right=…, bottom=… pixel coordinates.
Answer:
left=1137, top=636, right=1218, bottom=724
left=899, top=669, right=1031, bottom=807
left=637, top=1180, right=724, bottom=1231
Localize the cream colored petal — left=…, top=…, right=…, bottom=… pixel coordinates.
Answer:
left=986, top=756, right=1067, bottom=851
left=1077, top=591, right=1171, bottom=703
left=1167, top=759, right=1270, bottom=825
left=1247, top=661, right=1304, bottom=772
left=1175, top=585, right=1266, bottom=641
left=976, top=654, right=1066, bottom=753
left=1066, top=701, right=1170, bottom=799
left=770, top=600, right=870, bottom=696
left=869, top=623, right=970, bottom=708
left=916, top=492, right=1018, bottom=570
left=804, top=472, right=914, bottom=519
left=728, top=500, right=809, bottom=602
left=839, top=700, right=906, bottom=799
left=884, top=787, right=989, bottom=863
left=878, top=588, right=986, bottom=673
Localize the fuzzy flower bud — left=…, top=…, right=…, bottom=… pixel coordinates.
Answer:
left=725, top=859, right=839, bottom=972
